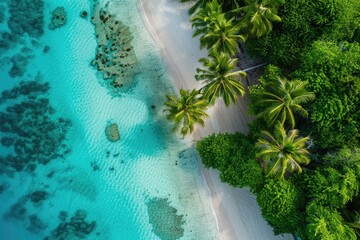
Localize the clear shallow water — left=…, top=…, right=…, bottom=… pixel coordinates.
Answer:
left=0, top=0, right=219, bottom=239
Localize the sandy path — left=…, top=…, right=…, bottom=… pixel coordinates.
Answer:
left=138, top=0, right=293, bottom=239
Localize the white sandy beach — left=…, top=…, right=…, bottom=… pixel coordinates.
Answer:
left=138, top=0, right=294, bottom=239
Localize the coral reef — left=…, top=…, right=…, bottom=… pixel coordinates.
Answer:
left=0, top=0, right=44, bottom=52
left=0, top=31, right=19, bottom=52
left=28, top=190, right=48, bottom=204
left=7, top=0, right=44, bottom=37
left=105, top=123, right=120, bottom=142
left=0, top=79, right=72, bottom=174
left=8, top=53, right=33, bottom=78
left=146, top=197, right=185, bottom=240
left=49, top=7, right=67, bottom=30
left=45, top=210, right=97, bottom=239
left=90, top=1, right=140, bottom=93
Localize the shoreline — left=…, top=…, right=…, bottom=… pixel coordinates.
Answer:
left=137, top=0, right=293, bottom=239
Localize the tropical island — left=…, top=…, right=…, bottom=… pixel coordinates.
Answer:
left=0, top=0, right=359, bottom=239
left=155, top=0, right=360, bottom=239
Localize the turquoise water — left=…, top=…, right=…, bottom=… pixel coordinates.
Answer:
left=0, top=0, right=219, bottom=239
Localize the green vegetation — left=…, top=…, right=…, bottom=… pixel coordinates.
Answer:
left=293, top=41, right=360, bottom=149
left=233, top=0, right=284, bottom=38
left=196, top=50, right=246, bottom=106
left=170, top=0, right=360, bottom=238
left=246, top=0, right=360, bottom=67
left=256, top=122, right=310, bottom=178
left=191, top=0, right=223, bottom=38
left=251, top=70, right=315, bottom=128
left=305, top=203, right=357, bottom=240
left=166, top=0, right=271, bottom=135
left=198, top=13, right=245, bottom=56
left=257, top=178, right=305, bottom=235
left=164, top=88, right=208, bottom=137
left=196, top=132, right=263, bottom=192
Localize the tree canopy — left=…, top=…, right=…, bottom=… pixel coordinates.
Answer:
left=234, top=0, right=283, bottom=38
left=196, top=132, right=263, bottom=192
left=257, top=178, right=305, bottom=234
left=196, top=50, right=246, bottom=106
left=256, top=122, right=310, bottom=178
left=253, top=73, right=314, bottom=128
left=164, top=88, right=209, bottom=137
left=293, top=41, right=360, bottom=149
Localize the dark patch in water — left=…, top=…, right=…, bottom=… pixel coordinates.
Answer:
left=28, top=190, right=48, bottom=204
left=45, top=210, right=97, bottom=239
left=7, top=0, right=44, bottom=38
left=8, top=53, right=33, bottom=78
left=0, top=183, right=9, bottom=194
left=27, top=214, right=47, bottom=233
left=90, top=161, right=100, bottom=171
left=146, top=197, right=185, bottom=240
left=0, top=80, right=72, bottom=174
left=46, top=170, right=55, bottom=178
left=3, top=197, right=28, bottom=221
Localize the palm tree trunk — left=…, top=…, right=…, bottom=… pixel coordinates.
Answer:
left=242, top=63, right=267, bottom=72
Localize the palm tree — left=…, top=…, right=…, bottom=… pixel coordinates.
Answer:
left=180, top=0, right=209, bottom=15
left=164, top=88, right=209, bottom=137
left=343, top=197, right=360, bottom=238
left=234, top=0, right=284, bottom=38
left=195, top=50, right=246, bottom=106
left=256, top=122, right=310, bottom=178
left=345, top=212, right=360, bottom=238
left=255, top=77, right=315, bottom=128
left=181, top=0, right=240, bottom=15
left=191, top=0, right=223, bottom=38
left=199, top=13, right=246, bottom=56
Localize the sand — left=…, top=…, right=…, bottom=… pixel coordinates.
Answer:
left=138, top=0, right=294, bottom=239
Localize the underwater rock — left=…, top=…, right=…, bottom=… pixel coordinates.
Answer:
left=3, top=199, right=27, bottom=221
left=46, top=210, right=96, bottom=239
left=58, top=211, right=68, bottom=222
left=91, top=1, right=140, bottom=93
left=31, top=39, right=40, bottom=47
left=8, top=0, right=44, bottom=38
left=80, top=11, right=88, bottom=19
left=0, top=31, right=19, bottom=51
left=43, top=45, right=50, bottom=53
left=146, top=197, right=185, bottom=240
left=0, top=183, right=9, bottom=194
left=9, top=53, right=29, bottom=78
left=105, top=123, right=120, bottom=142
left=90, top=161, right=100, bottom=171
left=28, top=190, right=48, bottom=204
left=71, top=210, right=87, bottom=223
left=21, top=46, right=32, bottom=54
left=49, top=7, right=67, bottom=30
left=27, top=214, right=47, bottom=233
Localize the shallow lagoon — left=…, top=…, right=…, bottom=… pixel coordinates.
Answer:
left=0, top=0, right=218, bottom=239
